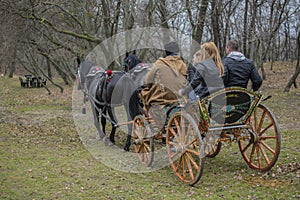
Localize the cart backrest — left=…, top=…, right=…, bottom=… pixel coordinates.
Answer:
left=200, top=87, right=261, bottom=127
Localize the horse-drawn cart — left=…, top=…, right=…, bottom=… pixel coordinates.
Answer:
left=77, top=59, right=280, bottom=186
left=131, top=87, right=281, bottom=186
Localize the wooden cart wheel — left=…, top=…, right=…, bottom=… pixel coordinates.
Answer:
left=238, top=103, right=281, bottom=171
left=185, top=101, right=221, bottom=158
left=184, top=101, right=201, bottom=125
left=166, top=111, right=205, bottom=186
left=203, top=131, right=222, bottom=158
left=132, top=115, right=154, bottom=167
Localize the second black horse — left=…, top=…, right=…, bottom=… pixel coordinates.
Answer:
left=77, top=54, right=149, bottom=151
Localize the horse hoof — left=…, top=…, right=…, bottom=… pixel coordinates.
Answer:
left=81, top=108, right=86, bottom=114
left=102, top=137, right=108, bottom=144
left=123, top=147, right=130, bottom=152
left=108, top=141, right=115, bottom=146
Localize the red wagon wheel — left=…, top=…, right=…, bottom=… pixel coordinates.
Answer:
left=239, top=103, right=281, bottom=171
left=166, top=111, right=205, bottom=186
left=132, top=115, right=154, bottom=167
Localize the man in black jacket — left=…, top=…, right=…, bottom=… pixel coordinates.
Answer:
left=222, top=39, right=262, bottom=91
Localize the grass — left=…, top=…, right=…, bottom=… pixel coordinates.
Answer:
left=0, top=63, right=299, bottom=199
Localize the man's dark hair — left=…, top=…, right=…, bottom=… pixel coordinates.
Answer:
left=164, top=41, right=180, bottom=56
left=227, top=39, right=239, bottom=51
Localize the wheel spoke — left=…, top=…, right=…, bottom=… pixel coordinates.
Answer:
left=260, top=136, right=276, bottom=140
left=256, top=145, right=262, bottom=168
left=254, top=110, right=258, bottom=130
left=185, top=137, right=198, bottom=148
left=185, top=151, right=200, bottom=171
left=143, top=151, right=150, bottom=163
left=183, top=124, right=192, bottom=144
left=170, top=150, right=181, bottom=159
left=241, top=141, right=252, bottom=153
left=140, top=150, right=146, bottom=162
left=174, top=156, right=181, bottom=173
left=174, top=117, right=182, bottom=140
left=180, top=114, right=185, bottom=142
left=184, top=154, right=194, bottom=181
left=260, top=140, right=276, bottom=155
left=186, top=148, right=200, bottom=157
left=257, top=110, right=266, bottom=133
left=168, top=126, right=180, bottom=142
left=168, top=142, right=180, bottom=158
left=137, top=144, right=142, bottom=153
left=143, top=143, right=150, bottom=153
left=259, top=122, right=274, bottom=136
left=181, top=156, right=187, bottom=180
left=258, top=143, right=271, bottom=165
left=249, top=144, right=256, bottom=163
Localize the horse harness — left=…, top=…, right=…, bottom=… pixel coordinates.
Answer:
left=86, top=67, right=114, bottom=100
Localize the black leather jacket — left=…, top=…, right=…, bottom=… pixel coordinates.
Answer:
left=222, top=52, right=262, bottom=91
left=187, top=64, right=196, bottom=82
left=182, top=59, right=224, bottom=99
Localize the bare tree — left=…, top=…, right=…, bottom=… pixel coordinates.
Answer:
left=0, top=0, right=299, bottom=92
left=0, top=0, right=26, bottom=77
left=185, top=0, right=209, bottom=54
left=284, top=31, right=300, bottom=92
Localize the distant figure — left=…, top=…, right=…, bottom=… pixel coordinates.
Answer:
left=222, top=39, right=262, bottom=91
left=179, top=42, right=225, bottom=99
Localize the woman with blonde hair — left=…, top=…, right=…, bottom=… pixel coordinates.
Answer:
left=179, top=42, right=225, bottom=99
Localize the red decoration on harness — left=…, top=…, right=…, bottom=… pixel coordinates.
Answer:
left=106, top=70, right=113, bottom=76
left=105, top=70, right=113, bottom=83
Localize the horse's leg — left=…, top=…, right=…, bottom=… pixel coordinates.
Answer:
left=91, top=102, right=105, bottom=140
left=107, top=106, right=117, bottom=145
left=123, top=106, right=133, bottom=152
left=100, top=106, right=107, bottom=136
left=81, top=92, right=87, bottom=114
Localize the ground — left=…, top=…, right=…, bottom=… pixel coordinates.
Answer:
left=0, top=62, right=299, bottom=199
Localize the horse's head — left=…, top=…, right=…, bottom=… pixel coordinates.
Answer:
left=123, top=53, right=142, bottom=72
left=76, top=60, right=95, bottom=90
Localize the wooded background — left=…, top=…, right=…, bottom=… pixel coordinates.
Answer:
left=0, top=0, right=299, bottom=91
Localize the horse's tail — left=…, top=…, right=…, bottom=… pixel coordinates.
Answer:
left=128, top=88, right=144, bottom=119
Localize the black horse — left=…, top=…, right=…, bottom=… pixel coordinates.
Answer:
left=77, top=54, right=149, bottom=151
left=123, top=52, right=152, bottom=87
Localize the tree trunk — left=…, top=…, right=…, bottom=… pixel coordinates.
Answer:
left=191, top=0, right=209, bottom=53
left=8, top=47, right=17, bottom=78
left=242, top=0, right=249, bottom=57
left=47, top=58, right=52, bottom=79
left=211, top=0, right=221, bottom=48
left=284, top=61, right=300, bottom=92
left=284, top=31, right=300, bottom=92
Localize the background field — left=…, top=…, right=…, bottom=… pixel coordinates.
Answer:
left=0, top=63, right=299, bottom=199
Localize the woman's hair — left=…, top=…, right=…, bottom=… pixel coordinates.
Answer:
left=193, top=42, right=224, bottom=76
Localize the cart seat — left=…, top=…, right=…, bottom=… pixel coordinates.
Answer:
left=201, top=87, right=261, bottom=127
left=147, top=103, right=180, bottom=130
